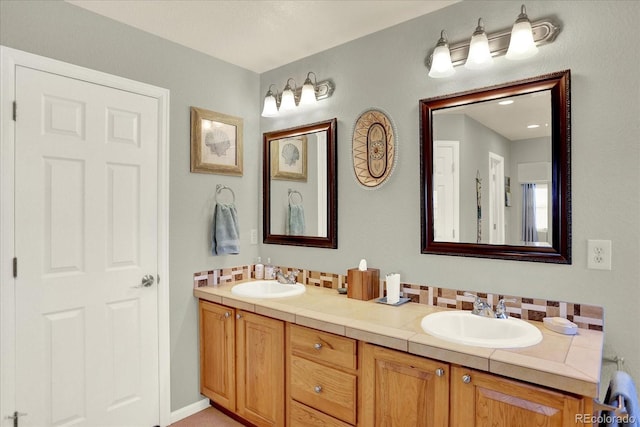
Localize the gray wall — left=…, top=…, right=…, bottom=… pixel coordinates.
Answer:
left=260, top=0, right=640, bottom=397
left=1, top=0, right=261, bottom=410
left=2, top=0, right=639, bottom=412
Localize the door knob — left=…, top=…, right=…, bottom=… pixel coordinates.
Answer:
left=132, top=274, right=155, bottom=288
left=141, top=274, right=155, bottom=287
left=435, top=368, right=445, bottom=377
left=462, top=374, right=472, bottom=384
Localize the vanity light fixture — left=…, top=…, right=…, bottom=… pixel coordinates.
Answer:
left=261, top=84, right=279, bottom=117
left=261, top=72, right=335, bottom=117
left=427, top=4, right=560, bottom=78
left=299, top=72, right=318, bottom=106
left=279, top=78, right=297, bottom=112
left=465, top=19, right=493, bottom=70
left=505, top=5, right=538, bottom=60
left=428, top=30, right=455, bottom=78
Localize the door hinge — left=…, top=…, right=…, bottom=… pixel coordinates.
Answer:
left=12, top=101, right=17, bottom=121
left=13, top=257, right=17, bottom=278
left=5, top=411, right=27, bottom=427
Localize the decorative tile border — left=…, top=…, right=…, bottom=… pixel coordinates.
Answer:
left=193, top=265, right=603, bottom=331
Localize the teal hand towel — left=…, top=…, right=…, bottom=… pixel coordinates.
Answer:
left=287, top=204, right=305, bottom=236
left=211, top=203, right=240, bottom=255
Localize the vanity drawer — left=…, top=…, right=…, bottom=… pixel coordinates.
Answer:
left=290, top=355, right=357, bottom=424
left=290, top=324, right=357, bottom=370
left=290, top=400, right=351, bottom=427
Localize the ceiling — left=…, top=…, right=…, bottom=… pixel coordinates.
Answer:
left=66, top=0, right=459, bottom=73
left=440, top=91, right=552, bottom=141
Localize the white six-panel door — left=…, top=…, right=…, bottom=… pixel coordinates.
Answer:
left=13, top=65, right=160, bottom=426
left=433, top=140, right=459, bottom=242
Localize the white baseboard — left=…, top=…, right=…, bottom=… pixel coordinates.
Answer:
left=170, top=398, right=210, bottom=424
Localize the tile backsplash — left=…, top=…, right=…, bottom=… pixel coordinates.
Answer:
left=193, top=264, right=603, bottom=331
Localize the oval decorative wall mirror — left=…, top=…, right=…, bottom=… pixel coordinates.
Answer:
left=420, top=70, right=571, bottom=263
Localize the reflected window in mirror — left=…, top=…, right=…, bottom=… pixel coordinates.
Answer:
left=420, top=71, right=571, bottom=263
left=263, top=119, right=337, bottom=248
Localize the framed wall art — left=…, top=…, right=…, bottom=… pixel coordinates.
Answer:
left=271, top=135, right=308, bottom=181
left=352, top=108, right=397, bottom=189
left=190, top=107, right=243, bottom=176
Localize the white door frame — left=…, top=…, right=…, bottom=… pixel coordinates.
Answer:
left=488, top=151, right=505, bottom=244
left=0, top=46, right=171, bottom=426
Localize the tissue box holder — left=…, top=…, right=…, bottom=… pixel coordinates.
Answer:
left=347, top=268, right=380, bottom=301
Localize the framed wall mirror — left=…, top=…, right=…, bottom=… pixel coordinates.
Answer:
left=420, top=70, right=571, bottom=263
left=263, top=118, right=338, bottom=248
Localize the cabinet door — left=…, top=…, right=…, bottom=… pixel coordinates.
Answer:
left=236, top=310, right=285, bottom=427
left=362, top=343, right=449, bottom=427
left=199, top=300, right=235, bottom=410
left=451, top=366, right=584, bottom=427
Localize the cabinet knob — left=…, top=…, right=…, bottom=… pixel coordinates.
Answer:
left=236, top=314, right=242, bottom=320
left=462, top=374, right=472, bottom=384
left=314, top=343, right=322, bottom=350
left=435, top=368, right=445, bottom=377
left=314, top=385, right=322, bottom=393
left=224, top=312, right=231, bottom=318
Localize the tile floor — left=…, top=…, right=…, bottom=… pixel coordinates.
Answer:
left=171, top=406, right=246, bottom=427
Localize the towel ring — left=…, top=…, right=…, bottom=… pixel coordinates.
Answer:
left=215, top=184, right=235, bottom=204
left=288, top=189, right=303, bottom=205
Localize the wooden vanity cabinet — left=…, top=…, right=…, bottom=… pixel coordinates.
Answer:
left=199, top=300, right=235, bottom=410
left=361, top=343, right=450, bottom=427
left=450, top=365, right=586, bottom=427
left=199, top=300, right=285, bottom=427
left=200, top=297, right=593, bottom=427
left=287, top=324, right=359, bottom=426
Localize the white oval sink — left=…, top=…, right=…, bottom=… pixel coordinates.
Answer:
left=231, top=280, right=306, bottom=299
left=420, top=310, right=542, bottom=348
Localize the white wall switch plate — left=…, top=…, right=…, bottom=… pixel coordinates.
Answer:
left=250, top=229, right=258, bottom=245
left=587, top=239, right=612, bottom=270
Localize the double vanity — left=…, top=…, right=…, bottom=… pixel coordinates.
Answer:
left=195, top=278, right=602, bottom=426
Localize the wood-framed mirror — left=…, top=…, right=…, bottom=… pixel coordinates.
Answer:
left=263, top=118, right=338, bottom=248
left=420, top=70, right=571, bottom=263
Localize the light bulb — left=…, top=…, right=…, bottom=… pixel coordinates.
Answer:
left=280, top=79, right=296, bottom=111
left=428, top=30, right=455, bottom=78
left=261, top=87, right=278, bottom=117
left=465, top=19, right=493, bottom=70
left=299, top=73, right=317, bottom=106
left=506, top=5, right=538, bottom=60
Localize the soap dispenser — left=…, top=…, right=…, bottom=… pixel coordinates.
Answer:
left=265, top=257, right=275, bottom=280
left=255, top=257, right=264, bottom=279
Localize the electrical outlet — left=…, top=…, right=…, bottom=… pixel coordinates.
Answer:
left=587, top=240, right=612, bottom=270
left=250, top=229, right=258, bottom=245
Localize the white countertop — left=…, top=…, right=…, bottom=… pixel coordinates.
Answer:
left=194, top=280, right=603, bottom=397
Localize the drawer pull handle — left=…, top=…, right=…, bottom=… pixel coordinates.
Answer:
left=435, top=368, right=445, bottom=377
left=462, top=374, right=472, bottom=384
left=314, top=343, right=322, bottom=350
left=314, top=385, right=322, bottom=393
left=224, top=312, right=231, bottom=318
left=236, top=314, right=242, bottom=319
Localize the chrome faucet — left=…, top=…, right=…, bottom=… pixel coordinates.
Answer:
left=464, top=292, right=515, bottom=319
left=274, top=268, right=299, bottom=284
left=468, top=293, right=495, bottom=317
left=494, top=298, right=517, bottom=319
